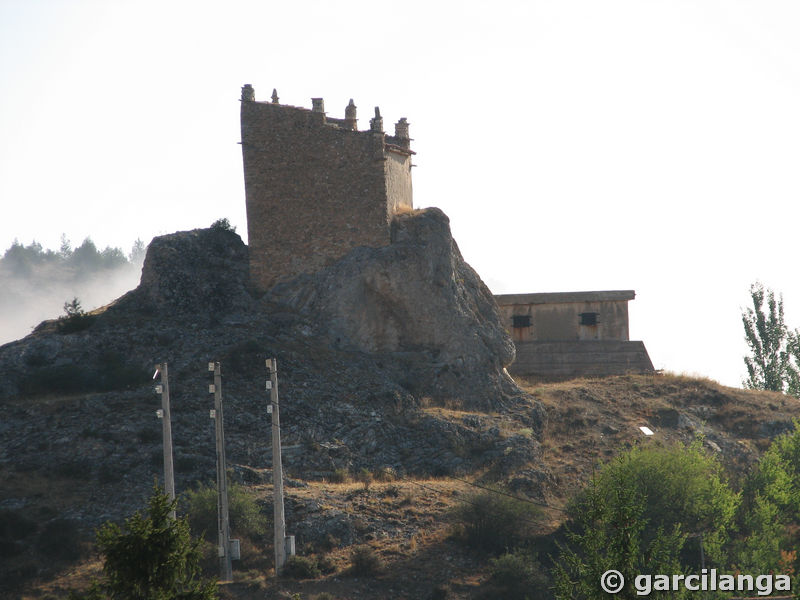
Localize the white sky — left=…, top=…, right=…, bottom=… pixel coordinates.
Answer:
left=3, top=0, right=800, bottom=388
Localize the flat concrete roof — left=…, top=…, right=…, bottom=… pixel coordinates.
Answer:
left=494, top=290, right=636, bottom=305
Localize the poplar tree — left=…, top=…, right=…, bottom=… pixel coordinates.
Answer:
left=742, top=282, right=796, bottom=392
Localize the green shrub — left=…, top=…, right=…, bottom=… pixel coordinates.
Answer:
left=317, top=553, right=336, bottom=574
left=348, top=545, right=383, bottom=576
left=210, top=218, right=236, bottom=232
left=329, top=468, right=349, bottom=483
left=489, top=550, right=548, bottom=600
left=356, top=468, right=373, bottom=491
left=136, top=427, right=161, bottom=444
left=38, top=518, right=82, bottom=561
left=0, top=539, right=23, bottom=558
left=19, top=364, right=89, bottom=396
left=429, top=584, right=451, bottom=600
left=0, top=509, right=37, bottom=540
left=450, top=489, right=541, bottom=554
left=98, top=463, right=124, bottom=484
left=57, top=298, right=96, bottom=334
left=183, top=481, right=268, bottom=543
left=19, top=353, right=148, bottom=396
left=282, top=555, right=321, bottom=579
left=49, top=458, right=93, bottom=480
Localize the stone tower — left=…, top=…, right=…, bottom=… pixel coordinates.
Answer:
left=240, top=85, right=414, bottom=291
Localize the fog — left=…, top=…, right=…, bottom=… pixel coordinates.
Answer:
left=0, top=238, right=145, bottom=346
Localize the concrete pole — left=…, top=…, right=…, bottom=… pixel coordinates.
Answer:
left=268, top=358, right=287, bottom=575
left=210, top=361, right=233, bottom=582
left=158, top=362, right=176, bottom=520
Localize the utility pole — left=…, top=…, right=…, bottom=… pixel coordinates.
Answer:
left=267, top=358, right=293, bottom=575
left=209, top=361, right=232, bottom=582
left=154, top=363, right=175, bottom=519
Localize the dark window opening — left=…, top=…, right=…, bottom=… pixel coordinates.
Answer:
left=512, top=315, right=531, bottom=328
left=579, top=312, right=598, bottom=326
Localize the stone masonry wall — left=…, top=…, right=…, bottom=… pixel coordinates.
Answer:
left=241, top=92, right=413, bottom=291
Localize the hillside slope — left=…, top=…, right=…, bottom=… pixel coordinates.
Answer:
left=10, top=373, right=800, bottom=600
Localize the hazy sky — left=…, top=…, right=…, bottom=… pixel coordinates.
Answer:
left=3, top=1, right=800, bottom=387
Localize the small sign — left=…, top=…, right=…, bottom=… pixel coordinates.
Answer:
left=209, top=384, right=215, bottom=393
left=210, top=409, right=216, bottom=419
left=266, top=405, right=273, bottom=414
left=208, top=362, right=215, bottom=372
left=156, top=409, right=164, bottom=419
left=265, top=381, right=272, bottom=390
left=155, top=385, right=163, bottom=394
left=217, top=544, right=225, bottom=558
left=639, top=426, right=654, bottom=436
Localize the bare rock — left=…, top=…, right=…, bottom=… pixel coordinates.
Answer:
left=119, top=226, right=252, bottom=318
left=267, top=208, right=518, bottom=409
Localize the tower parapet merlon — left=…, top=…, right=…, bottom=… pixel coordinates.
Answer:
left=239, top=85, right=410, bottom=150
left=370, top=107, right=383, bottom=133
left=344, top=99, right=357, bottom=131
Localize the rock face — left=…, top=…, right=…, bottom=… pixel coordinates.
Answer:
left=268, top=208, right=518, bottom=408
left=119, top=226, right=253, bottom=318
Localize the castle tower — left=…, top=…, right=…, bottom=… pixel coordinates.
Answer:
left=240, top=86, right=414, bottom=291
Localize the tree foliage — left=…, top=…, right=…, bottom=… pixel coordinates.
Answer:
left=735, top=420, right=800, bottom=581
left=553, top=441, right=739, bottom=600
left=1, top=236, right=145, bottom=279
left=70, top=486, right=217, bottom=600
left=742, top=282, right=796, bottom=392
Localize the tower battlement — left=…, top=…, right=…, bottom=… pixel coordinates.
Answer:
left=240, top=85, right=414, bottom=291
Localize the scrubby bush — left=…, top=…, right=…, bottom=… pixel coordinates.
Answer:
left=183, top=481, right=268, bottom=543
left=489, top=550, right=548, bottom=600
left=19, top=352, right=148, bottom=396
left=356, top=468, right=373, bottom=491
left=0, top=509, right=37, bottom=541
left=348, top=545, right=383, bottom=576
left=329, top=468, right=349, bottom=483
left=210, top=218, right=236, bottom=233
left=282, top=555, right=321, bottom=579
left=38, top=518, right=83, bottom=561
left=450, top=488, right=541, bottom=554
left=57, top=297, right=96, bottom=334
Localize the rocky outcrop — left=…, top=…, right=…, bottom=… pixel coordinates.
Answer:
left=118, top=226, right=253, bottom=318
left=267, top=208, right=519, bottom=408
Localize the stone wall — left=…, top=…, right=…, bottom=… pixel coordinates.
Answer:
left=240, top=88, right=413, bottom=291
left=495, top=291, right=634, bottom=343
left=509, top=340, right=654, bottom=379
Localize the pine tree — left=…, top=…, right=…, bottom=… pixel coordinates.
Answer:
left=70, top=486, right=217, bottom=600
